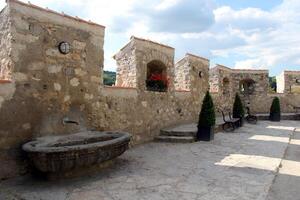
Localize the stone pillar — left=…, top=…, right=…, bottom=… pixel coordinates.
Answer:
left=114, top=36, right=175, bottom=93
left=175, top=53, right=209, bottom=96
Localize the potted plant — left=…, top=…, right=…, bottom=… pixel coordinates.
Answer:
left=197, top=91, right=216, bottom=141
left=232, top=93, right=245, bottom=127
left=270, top=97, right=281, bottom=121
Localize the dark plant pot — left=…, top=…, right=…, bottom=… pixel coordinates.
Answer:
left=197, top=126, right=214, bottom=141
left=270, top=113, right=281, bottom=121
left=239, top=117, right=244, bottom=127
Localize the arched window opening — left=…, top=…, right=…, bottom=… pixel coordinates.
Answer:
left=222, top=77, right=230, bottom=95
left=146, top=60, right=168, bottom=92
left=240, top=79, right=255, bottom=95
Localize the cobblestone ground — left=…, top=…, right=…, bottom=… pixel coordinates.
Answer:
left=0, top=121, right=299, bottom=200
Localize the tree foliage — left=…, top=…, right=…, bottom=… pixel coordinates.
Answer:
left=198, top=91, right=216, bottom=127
left=270, top=97, right=281, bottom=115
left=103, top=71, right=116, bottom=86
left=233, top=93, right=245, bottom=118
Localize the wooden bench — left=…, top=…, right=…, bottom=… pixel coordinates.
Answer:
left=219, top=110, right=240, bottom=132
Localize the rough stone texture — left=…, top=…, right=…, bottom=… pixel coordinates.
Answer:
left=0, top=121, right=299, bottom=200
left=209, top=65, right=300, bottom=114
left=22, top=131, right=131, bottom=175
left=115, top=36, right=176, bottom=92
left=0, top=1, right=210, bottom=180
left=0, top=0, right=104, bottom=179
left=0, top=0, right=300, bottom=181
left=0, top=5, right=13, bottom=81
left=276, top=71, right=300, bottom=94
left=175, top=53, right=209, bottom=94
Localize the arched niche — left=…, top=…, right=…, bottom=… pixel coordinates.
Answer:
left=240, top=79, right=255, bottom=95
left=146, top=60, right=168, bottom=92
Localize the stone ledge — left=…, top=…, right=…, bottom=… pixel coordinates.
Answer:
left=0, top=79, right=12, bottom=84
left=131, top=36, right=175, bottom=50
left=104, top=86, right=137, bottom=90
left=6, top=0, right=105, bottom=28
left=186, top=53, right=209, bottom=62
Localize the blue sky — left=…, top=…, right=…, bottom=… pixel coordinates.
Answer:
left=1, top=0, right=299, bottom=76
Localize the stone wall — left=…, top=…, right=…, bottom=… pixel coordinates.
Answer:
left=175, top=53, right=209, bottom=94
left=0, top=0, right=299, bottom=181
left=0, top=6, right=12, bottom=81
left=209, top=65, right=300, bottom=114
left=0, top=1, right=209, bottom=180
left=111, top=37, right=209, bottom=144
left=277, top=71, right=300, bottom=94
left=0, top=0, right=105, bottom=179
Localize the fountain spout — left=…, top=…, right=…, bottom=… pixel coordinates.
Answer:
left=62, top=117, right=79, bottom=125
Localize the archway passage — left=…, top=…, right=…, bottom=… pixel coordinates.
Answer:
left=240, top=79, right=255, bottom=95
left=146, top=60, right=168, bottom=92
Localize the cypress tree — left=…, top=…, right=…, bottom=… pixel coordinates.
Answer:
left=270, top=97, right=281, bottom=121
left=198, top=91, right=216, bottom=128
left=233, top=93, right=245, bottom=118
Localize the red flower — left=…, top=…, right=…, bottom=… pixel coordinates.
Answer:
left=149, top=73, right=169, bottom=86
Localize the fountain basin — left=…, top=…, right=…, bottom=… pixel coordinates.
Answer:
left=22, top=131, right=131, bottom=173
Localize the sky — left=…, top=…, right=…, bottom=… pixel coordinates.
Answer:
left=1, top=0, right=299, bottom=76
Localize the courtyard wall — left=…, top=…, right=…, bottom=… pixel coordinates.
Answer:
left=0, top=0, right=209, bottom=179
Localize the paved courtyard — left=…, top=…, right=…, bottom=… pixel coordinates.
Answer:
left=0, top=121, right=300, bottom=200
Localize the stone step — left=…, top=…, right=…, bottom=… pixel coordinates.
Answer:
left=154, top=136, right=195, bottom=143
left=160, top=129, right=196, bottom=137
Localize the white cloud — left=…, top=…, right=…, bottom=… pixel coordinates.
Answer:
left=0, top=0, right=299, bottom=74
left=210, top=0, right=300, bottom=72
left=0, top=0, right=6, bottom=10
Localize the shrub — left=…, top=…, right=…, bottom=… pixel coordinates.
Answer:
left=198, top=91, right=216, bottom=127
left=233, top=93, right=245, bottom=118
left=270, top=97, right=281, bottom=121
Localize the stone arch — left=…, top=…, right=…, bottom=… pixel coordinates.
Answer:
left=222, top=77, right=230, bottom=95
left=240, top=78, right=255, bottom=95
left=146, top=60, right=168, bottom=92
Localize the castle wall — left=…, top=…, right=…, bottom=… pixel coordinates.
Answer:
left=0, top=0, right=299, bottom=181
left=0, top=1, right=209, bottom=180
left=0, top=6, right=13, bottom=81
left=278, top=71, right=300, bottom=94
left=0, top=0, right=105, bottom=179
left=210, top=66, right=300, bottom=114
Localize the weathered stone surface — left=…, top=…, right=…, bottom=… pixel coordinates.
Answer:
left=0, top=0, right=299, bottom=181
left=209, top=65, right=300, bottom=114
left=47, top=65, right=62, bottom=74
left=0, top=0, right=104, bottom=179
left=22, top=131, right=131, bottom=176
left=277, top=71, right=300, bottom=94
left=0, top=121, right=299, bottom=199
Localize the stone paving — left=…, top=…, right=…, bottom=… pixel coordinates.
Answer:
left=0, top=121, right=299, bottom=200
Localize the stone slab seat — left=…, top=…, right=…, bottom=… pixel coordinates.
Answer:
left=256, top=113, right=300, bottom=120
left=22, top=131, right=131, bottom=173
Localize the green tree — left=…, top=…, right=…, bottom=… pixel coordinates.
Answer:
left=270, top=97, right=281, bottom=121
left=198, top=91, right=216, bottom=127
left=269, top=76, right=277, bottom=93
left=103, top=71, right=116, bottom=86
left=233, top=93, right=245, bottom=118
